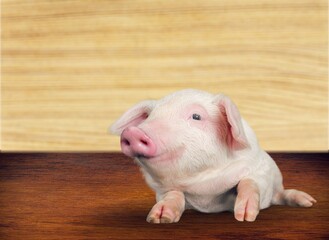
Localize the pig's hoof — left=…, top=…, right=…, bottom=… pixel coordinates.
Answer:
left=146, top=202, right=182, bottom=224
left=234, top=198, right=260, bottom=222
left=234, top=182, right=260, bottom=222
left=283, top=189, right=317, bottom=207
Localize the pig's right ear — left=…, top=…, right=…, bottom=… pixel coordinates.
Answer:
left=110, top=100, right=156, bottom=135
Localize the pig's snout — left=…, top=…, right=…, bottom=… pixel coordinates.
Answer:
left=120, top=127, right=157, bottom=158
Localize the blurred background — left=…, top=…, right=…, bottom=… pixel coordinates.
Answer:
left=2, top=0, right=327, bottom=152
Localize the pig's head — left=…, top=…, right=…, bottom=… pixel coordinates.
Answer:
left=110, top=89, right=249, bottom=175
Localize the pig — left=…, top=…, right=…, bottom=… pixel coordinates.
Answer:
left=110, top=89, right=316, bottom=223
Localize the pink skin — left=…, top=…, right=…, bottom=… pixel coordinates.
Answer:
left=120, top=126, right=157, bottom=158
left=112, top=89, right=317, bottom=224
left=120, top=104, right=212, bottom=160
left=184, top=104, right=210, bottom=130
left=120, top=124, right=185, bottom=163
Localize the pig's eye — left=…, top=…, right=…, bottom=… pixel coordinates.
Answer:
left=192, top=113, right=201, bottom=121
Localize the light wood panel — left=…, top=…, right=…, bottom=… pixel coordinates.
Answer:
left=2, top=0, right=328, bottom=151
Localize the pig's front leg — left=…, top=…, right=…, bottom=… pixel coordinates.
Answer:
left=234, top=178, right=260, bottom=222
left=147, top=190, right=185, bottom=224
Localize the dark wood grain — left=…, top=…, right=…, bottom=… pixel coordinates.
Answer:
left=0, top=153, right=328, bottom=240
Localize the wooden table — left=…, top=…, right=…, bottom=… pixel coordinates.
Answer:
left=0, top=153, right=328, bottom=239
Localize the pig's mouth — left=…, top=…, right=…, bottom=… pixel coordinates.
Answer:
left=135, top=154, right=149, bottom=159
left=135, top=145, right=185, bottom=163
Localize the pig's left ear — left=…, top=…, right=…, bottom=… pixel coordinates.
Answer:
left=213, top=95, right=250, bottom=151
left=110, top=100, right=157, bottom=135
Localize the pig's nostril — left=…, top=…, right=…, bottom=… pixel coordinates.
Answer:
left=122, top=139, right=130, bottom=146
left=120, top=127, right=156, bottom=158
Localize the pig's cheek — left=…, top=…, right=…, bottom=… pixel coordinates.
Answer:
left=185, top=121, right=219, bottom=154
left=185, top=121, right=211, bottom=151
left=187, top=120, right=209, bottom=132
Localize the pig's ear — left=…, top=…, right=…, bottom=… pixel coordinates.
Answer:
left=110, top=100, right=156, bottom=135
left=214, top=95, right=249, bottom=151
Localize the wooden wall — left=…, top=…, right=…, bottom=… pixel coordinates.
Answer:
left=2, top=0, right=328, bottom=151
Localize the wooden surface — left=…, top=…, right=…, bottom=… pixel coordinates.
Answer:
left=0, top=152, right=328, bottom=240
left=2, top=0, right=328, bottom=151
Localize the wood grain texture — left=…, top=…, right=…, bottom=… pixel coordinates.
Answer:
left=0, top=152, right=328, bottom=240
left=2, top=0, right=328, bottom=151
